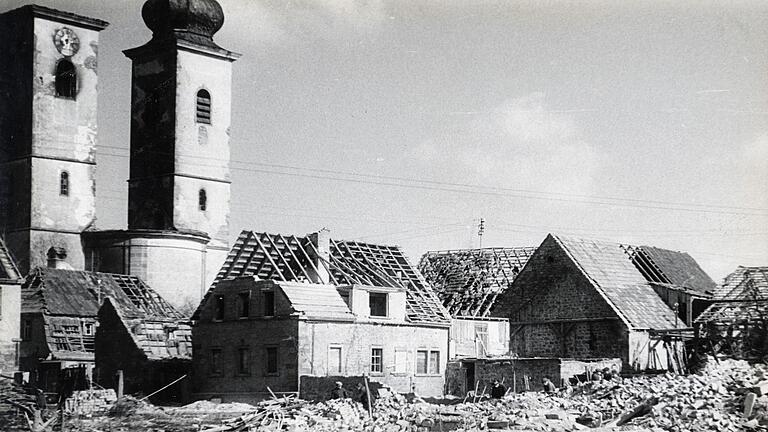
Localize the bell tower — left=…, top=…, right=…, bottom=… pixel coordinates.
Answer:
left=84, top=0, right=239, bottom=313
left=0, top=5, right=108, bottom=273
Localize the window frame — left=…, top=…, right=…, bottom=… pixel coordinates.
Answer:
left=415, top=349, right=441, bottom=376
left=264, top=345, right=279, bottom=376
left=195, top=88, right=212, bottom=124
left=370, top=347, right=383, bottom=375
left=213, top=295, right=225, bottom=321
left=209, top=347, right=223, bottom=376
left=328, top=345, right=343, bottom=375
left=59, top=171, right=70, bottom=196
left=198, top=189, right=207, bottom=211
left=368, top=291, right=388, bottom=318
left=236, top=346, right=250, bottom=376
left=263, top=290, right=275, bottom=317
left=236, top=292, right=250, bottom=319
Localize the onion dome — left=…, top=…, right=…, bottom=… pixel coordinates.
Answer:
left=141, top=0, right=224, bottom=45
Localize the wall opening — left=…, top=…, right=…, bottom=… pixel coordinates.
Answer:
left=198, top=189, right=207, bottom=211
left=55, top=59, right=77, bottom=98
left=59, top=171, right=69, bottom=196
left=196, top=89, right=211, bottom=124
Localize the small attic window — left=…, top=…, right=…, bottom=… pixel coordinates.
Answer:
left=55, top=59, right=77, bottom=98
left=196, top=89, right=211, bottom=124
left=198, top=189, right=207, bottom=211
left=263, top=291, right=275, bottom=317
left=369, top=292, right=388, bottom=317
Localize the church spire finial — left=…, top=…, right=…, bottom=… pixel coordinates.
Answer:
left=141, top=0, right=224, bottom=46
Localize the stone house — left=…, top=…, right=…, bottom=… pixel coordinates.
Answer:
left=192, top=229, right=451, bottom=402
left=0, top=237, right=23, bottom=373
left=20, top=267, right=183, bottom=392
left=96, top=298, right=192, bottom=403
left=492, top=234, right=689, bottom=372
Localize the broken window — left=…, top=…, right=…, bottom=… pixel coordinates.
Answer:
left=210, top=348, right=222, bottom=375
left=328, top=346, right=342, bottom=374
left=196, top=89, right=211, bottom=124
left=369, top=292, right=387, bottom=317
left=198, top=189, right=207, bottom=211
left=55, top=59, right=77, bottom=98
left=263, top=291, right=275, bottom=316
left=60, top=171, right=69, bottom=196
left=237, top=292, right=250, bottom=318
left=265, top=346, right=278, bottom=375
left=214, top=295, right=225, bottom=321
left=371, top=348, right=383, bottom=373
left=237, top=347, right=250, bottom=375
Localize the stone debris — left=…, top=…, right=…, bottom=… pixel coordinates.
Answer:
left=64, top=389, right=117, bottom=416
left=10, top=356, right=768, bottom=432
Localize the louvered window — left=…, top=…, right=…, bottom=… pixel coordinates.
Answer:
left=196, top=89, right=211, bottom=124
left=198, top=189, right=207, bottom=211
left=60, top=172, right=70, bottom=196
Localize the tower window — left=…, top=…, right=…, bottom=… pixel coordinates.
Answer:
left=59, top=172, right=69, bottom=196
left=55, top=59, right=77, bottom=98
left=196, top=89, right=211, bottom=124
left=198, top=189, right=207, bottom=211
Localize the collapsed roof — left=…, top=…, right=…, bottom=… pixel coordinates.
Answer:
left=696, top=266, right=768, bottom=324
left=0, top=236, right=21, bottom=282
left=418, top=247, right=536, bottom=317
left=202, top=230, right=450, bottom=325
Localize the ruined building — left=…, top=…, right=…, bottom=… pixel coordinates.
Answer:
left=0, top=237, right=22, bottom=373
left=192, top=229, right=451, bottom=401
left=0, top=0, right=240, bottom=312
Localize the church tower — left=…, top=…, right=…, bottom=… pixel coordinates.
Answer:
left=0, top=6, right=108, bottom=273
left=84, top=0, right=238, bottom=313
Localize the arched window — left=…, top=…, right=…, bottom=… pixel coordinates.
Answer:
left=198, top=189, right=207, bottom=211
left=196, top=89, right=211, bottom=124
left=59, top=171, right=69, bottom=196
left=55, top=60, right=77, bottom=98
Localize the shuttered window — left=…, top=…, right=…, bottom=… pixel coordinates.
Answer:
left=196, top=89, right=211, bottom=124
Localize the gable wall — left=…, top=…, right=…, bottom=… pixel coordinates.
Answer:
left=491, top=236, right=629, bottom=362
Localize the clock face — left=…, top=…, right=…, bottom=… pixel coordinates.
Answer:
left=53, top=27, right=80, bottom=57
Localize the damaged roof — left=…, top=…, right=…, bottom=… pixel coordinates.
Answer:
left=280, top=282, right=356, bottom=321
left=22, top=268, right=184, bottom=361
left=622, top=245, right=716, bottom=294
left=101, top=298, right=192, bottom=361
left=418, top=247, right=536, bottom=317
left=0, top=236, right=21, bottom=282
left=695, top=266, right=768, bottom=324
left=22, top=268, right=182, bottom=318
left=554, top=235, right=683, bottom=330
left=205, top=230, right=450, bottom=324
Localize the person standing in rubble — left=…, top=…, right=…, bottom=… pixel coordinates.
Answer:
left=355, top=382, right=371, bottom=406
left=490, top=379, right=506, bottom=399
left=541, top=376, right=557, bottom=394
left=329, top=381, right=349, bottom=399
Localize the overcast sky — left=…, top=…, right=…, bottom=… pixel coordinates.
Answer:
left=6, top=0, right=768, bottom=281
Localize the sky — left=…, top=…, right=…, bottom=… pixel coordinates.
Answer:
left=5, top=0, right=768, bottom=282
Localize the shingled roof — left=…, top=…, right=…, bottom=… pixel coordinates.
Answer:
left=0, top=237, right=21, bottom=282
left=204, top=230, right=450, bottom=325
left=695, top=266, right=768, bottom=324
left=22, top=268, right=184, bottom=360
left=621, top=245, right=716, bottom=294
left=418, top=247, right=536, bottom=317
left=554, top=235, right=683, bottom=330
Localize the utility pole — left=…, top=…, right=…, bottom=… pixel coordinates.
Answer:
left=478, top=218, right=485, bottom=248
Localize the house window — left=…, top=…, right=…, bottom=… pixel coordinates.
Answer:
left=394, top=349, right=407, bottom=374
left=237, top=292, right=250, bottom=318
left=265, top=346, right=278, bottom=375
left=213, top=295, right=225, bottom=321
left=210, top=348, right=222, bottom=375
left=59, top=171, right=69, bottom=196
left=371, top=348, right=383, bottom=373
left=83, top=322, right=94, bottom=336
left=198, top=189, right=207, bottom=211
left=328, top=346, right=342, bottom=374
left=416, top=350, right=441, bottom=375
left=22, top=320, right=32, bottom=340
left=196, top=89, right=211, bottom=124
left=55, top=59, right=77, bottom=98
left=369, top=292, right=387, bottom=317
left=237, top=347, right=250, bottom=375
left=263, top=291, right=275, bottom=316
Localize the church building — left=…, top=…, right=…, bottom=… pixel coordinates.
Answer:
left=0, top=0, right=240, bottom=312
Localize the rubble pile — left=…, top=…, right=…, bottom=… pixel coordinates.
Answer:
left=64, top=389, right=117, bottom=416
left=0, top=376, right=36, bottom=431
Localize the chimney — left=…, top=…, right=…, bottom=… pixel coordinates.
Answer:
left=46, top=247, right=73, bottom=270
left=308, top=228, right=331, bottom=284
